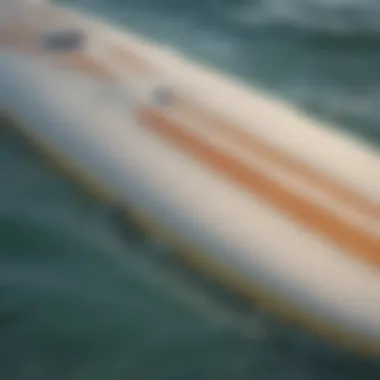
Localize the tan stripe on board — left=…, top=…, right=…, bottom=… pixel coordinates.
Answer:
left=52, top=43, right=154, bottom=83
left=137, top=106, right=380, bottom=267
left=173, top=97, right=380, bottom=221
left=111, top=45, right=153, bottom=76
left=58, top=53, right=115, bottom=80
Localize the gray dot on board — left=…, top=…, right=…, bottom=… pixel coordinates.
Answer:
left=151, top=85, right=174, bottom=107
left=41, top=29, right=87, bottom=52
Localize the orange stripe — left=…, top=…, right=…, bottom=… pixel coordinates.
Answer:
left=137, top=107, right=380, bottom=267
left=173, top=97, right=380, bottom=221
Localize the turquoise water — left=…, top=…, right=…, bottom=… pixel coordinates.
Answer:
left=1, top=0, right=380, bottom=378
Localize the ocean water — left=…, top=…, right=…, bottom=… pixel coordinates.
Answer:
left=1, top=0, right=380, bottom=378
